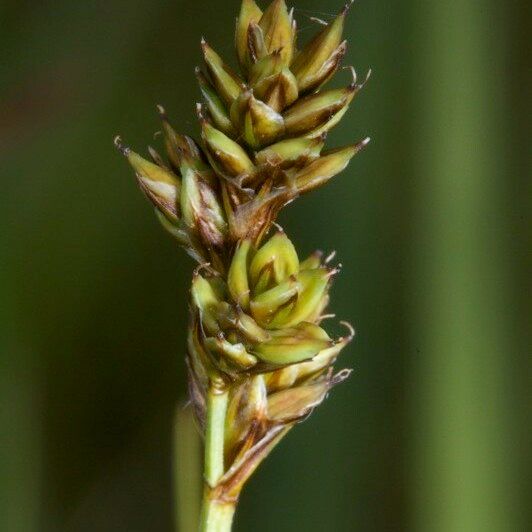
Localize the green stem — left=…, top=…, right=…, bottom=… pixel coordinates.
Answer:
left=200, top=385, right=233, bottom=532
left=199, top=496, right=235, bottom=532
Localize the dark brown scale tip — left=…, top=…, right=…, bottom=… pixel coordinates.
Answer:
left=113, top=135, right=130, bottom=156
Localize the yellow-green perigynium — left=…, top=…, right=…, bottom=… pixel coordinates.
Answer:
left=191, top=231, right=344, bottom=368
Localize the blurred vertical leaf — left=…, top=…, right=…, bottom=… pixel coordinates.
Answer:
left=408, top=1, right=526, bottom=531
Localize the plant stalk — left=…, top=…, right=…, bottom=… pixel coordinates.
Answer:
left=200, top=385, right=234, bottom=532
left=199, top=495, right=235, bottom=532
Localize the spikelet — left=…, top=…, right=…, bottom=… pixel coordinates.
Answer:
left=115, top=0, right=369, bottom=523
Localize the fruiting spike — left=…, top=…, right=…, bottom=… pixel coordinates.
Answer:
left=116, top=0, right=370, bottom=519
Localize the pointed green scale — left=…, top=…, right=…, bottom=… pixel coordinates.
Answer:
left=294, top=339, right=349, bottom=382
left=180, top=164, right=202, bottom=230
left=127, top=150, right=180, bottom=187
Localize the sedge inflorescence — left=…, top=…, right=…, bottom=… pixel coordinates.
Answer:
left=116, top=0, right=368, bottom=509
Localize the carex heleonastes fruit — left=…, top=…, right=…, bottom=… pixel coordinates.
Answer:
left=115, top=0, right=368, bottom=525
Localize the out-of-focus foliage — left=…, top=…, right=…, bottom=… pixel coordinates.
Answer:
left=0, top=0, right=529, bottom=531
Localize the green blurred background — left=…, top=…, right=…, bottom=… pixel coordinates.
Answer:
left=1, top=0, right=529, bottom=530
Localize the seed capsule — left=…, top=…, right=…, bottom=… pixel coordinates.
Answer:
left=196, top=69, right=236, bottom=137
left=205, top=335, right=258, bottom=369
left=191, top=274, right=223, bottom=335
left=233, top=308, right=271, bottom=343
left=291, top=0, right=352, bottom=93
left=180, top=158, right=227, bottom=247
left=249, top=52, right=299, bottom=111
left=235, top=0, right=263, bottom=72
left=116, top=138, right=181, bottom=221
left=256, top=67, right=299, bottom=112
left=252, top=322, right=332, bottom=365
left=230, top=90, right=285, bottom=149
left=199, top=108, right=255, bottom=178
left=258, top=0, right=295, bottom=66
left=227, top=239, right=252, bottom=309
left=294, top=139, right=370, bottom=193
left=249, top=231, right=299, bottom=289
left=255, top=135, right=325, bottom=168
left=298, top=40, right=347, bottom=94
left=280, top=268, right=331, bottom=327
left=267, top=378, right=330, bottom=422
left=201, top=39, right=244, bottom=106
left=157, top=106, right=204, bottom=171
left=283, top=84, right=355, bottom=137
left=250, top=276, right=300, bottom=326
